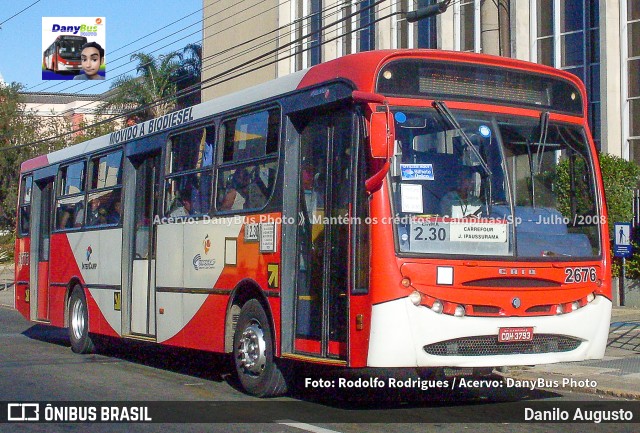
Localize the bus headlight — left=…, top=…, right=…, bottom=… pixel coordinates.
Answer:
left=454, top=305, right=466, bottom=317
left=431, top=300, right=443, bottom=314
left=409, top=290, right=422, bottom=306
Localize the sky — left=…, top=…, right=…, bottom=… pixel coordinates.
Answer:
left=0, top=0, right=202, bottom=94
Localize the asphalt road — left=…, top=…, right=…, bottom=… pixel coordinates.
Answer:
left=0, top=305, right=636, bottom=433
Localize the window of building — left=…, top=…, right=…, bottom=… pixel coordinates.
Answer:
left=627, top=0, right=640, bottom=164
left=416, top=0, right=438, bottom=48
left=458, top=0, right=477, bottom=52
left=292, top=0, right=324, bottom=71
left=216, top=109, right=280, bottom=212
left=86, top=150, right=123, bottom=227
left=358, top=0, right=376, bottom=52
left=18, top=175, right=33, bottom=236
left=165, top=126, right=215, bottom=217
left=55, top=161, right=86, bottom=230
left=533, top=0, right=600, bottom=144
left=392, top=0, right=438, bottom=50
left=341, top=1, right=354, bottom=55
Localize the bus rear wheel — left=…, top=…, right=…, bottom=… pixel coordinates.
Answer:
left=232, top=299, right=287, bottom=397
left=68, top=286, right=95, bottom=354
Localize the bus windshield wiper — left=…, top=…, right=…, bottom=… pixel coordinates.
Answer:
left=432, top=101, right=492, bottom=178
left=534, top=111, right=550, bottom=175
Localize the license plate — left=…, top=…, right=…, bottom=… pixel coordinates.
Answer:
left=498, top=327, right=534, bottom=343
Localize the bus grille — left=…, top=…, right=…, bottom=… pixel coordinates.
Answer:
left=423, top=335, right=581, bottom=356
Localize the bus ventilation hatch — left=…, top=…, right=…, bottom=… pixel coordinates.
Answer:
left=423, top=335, right=581, bottom=356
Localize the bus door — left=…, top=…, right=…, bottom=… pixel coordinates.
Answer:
left=127, top=151, right=161, bottom=337
left=291, top=107, right=354, bottom=359
left=30, top=178, right=54, bottom=322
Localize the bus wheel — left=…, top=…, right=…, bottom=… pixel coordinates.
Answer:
left=233, top=299, right=287, bottom=397
left=68, top=286, right=95, bottom=354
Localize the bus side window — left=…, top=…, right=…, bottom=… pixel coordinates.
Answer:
left=165, top=126, right=215, bottom=218
left=18, top=175, right=33, bottom=236
left=86, top=150, right=123, bottom=227
left=216, top=108, right=280, bottom=212
left=55, top=161, right=86, bottom=231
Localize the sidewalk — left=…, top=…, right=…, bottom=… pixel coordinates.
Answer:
left=505, top=306, right=640, bottom=399
left=2, top=281, right=639, bottom=399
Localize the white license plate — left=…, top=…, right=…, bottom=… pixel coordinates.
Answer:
left=498, top=327, right=534, bottom=343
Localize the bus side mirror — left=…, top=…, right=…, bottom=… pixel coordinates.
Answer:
left=369, top=111, right=395, bottom=159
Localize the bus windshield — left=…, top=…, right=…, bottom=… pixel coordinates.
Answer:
left=57, top=37, right=85, bottom=60
left=391, top=108, right=600, bottom=259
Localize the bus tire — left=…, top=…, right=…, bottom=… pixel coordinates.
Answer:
left=233, top=299, right=287, bottom=397
left=68, top=286, right=95, bottom=354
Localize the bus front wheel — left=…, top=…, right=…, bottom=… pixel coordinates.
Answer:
left=68, top=286, right=95, bottom=354
left=232, top=299, right=287, bottom=397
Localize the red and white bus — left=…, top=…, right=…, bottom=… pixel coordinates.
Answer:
left=43, top=35, right=87, bottom=73
left=16, top=50, right=611, bottom=397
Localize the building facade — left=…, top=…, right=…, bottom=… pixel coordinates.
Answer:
left=202, top=0, right=639, bottom=160
left=20, top=92, right=106, bottom=137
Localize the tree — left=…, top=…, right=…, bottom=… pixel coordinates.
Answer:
left=0, top=83, right=40, bottom=230
left=174, top=43, right=202, bottom=108
left=101, top=51, right=183, bottom=122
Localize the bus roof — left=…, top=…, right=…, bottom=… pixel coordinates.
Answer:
left=21, top=49, right=586, bottom=173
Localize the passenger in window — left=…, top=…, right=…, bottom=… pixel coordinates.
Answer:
left=190, top=176, right=210, bottom=215
left=108, top=201, right=122, bottom=224
left=440, top=168, right=482, bottom=218
left=88, top=198, right=109, bottom=226
left=170, top=194, right=193, bottom=217
left=58, top=209, right=72, bottom=230
left=301, top=160, right=324, bottom=216
left=73, top=203, right=85, bottom=227
left=219, top=168, right=251, bottom=211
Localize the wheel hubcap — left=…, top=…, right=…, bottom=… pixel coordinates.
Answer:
left=237, top=321, right=267, bottom=375
left=71, top=298, right=85, bottom=341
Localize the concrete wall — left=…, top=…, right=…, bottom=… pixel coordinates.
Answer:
left=202, top=0, right=280, bottom=100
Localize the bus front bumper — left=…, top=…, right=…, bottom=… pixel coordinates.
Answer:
left=367, top=295, right=612, bottom=368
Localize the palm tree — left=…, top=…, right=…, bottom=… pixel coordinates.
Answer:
left=174, top=43, right=202, bottom=108
left=102, top=51, right=183, bottom=122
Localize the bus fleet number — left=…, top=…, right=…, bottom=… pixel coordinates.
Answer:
left=564, top=267, right=597, bottom=284
left=414, top=226, right=446, bottom=241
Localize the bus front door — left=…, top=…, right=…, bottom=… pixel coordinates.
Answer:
left=30, top=179, right=54, bottom=322
left=292, top=108, right=353, bottom=360
left=127, top=152, right=161, bottom=337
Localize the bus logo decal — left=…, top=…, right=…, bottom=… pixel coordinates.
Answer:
left=193, top=254, right=216, bottom=271
left=82, top=246, right=98, bottom=270
left=203, top=235, right=211, bottom=255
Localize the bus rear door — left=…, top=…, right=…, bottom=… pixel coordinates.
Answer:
left=29, top=176, right=54, bottom=322
left=122, top=150, right=162, bottom=338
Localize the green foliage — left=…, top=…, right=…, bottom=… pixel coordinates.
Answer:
left=556, top=153, right=640, bottom=276
left=100, top=51, right=184, bottom=121
left=596, top=153, right=640, bottom=278
left=0, top=83, right=70, bottom=232
left=0, top=231, right=15, bottom=263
